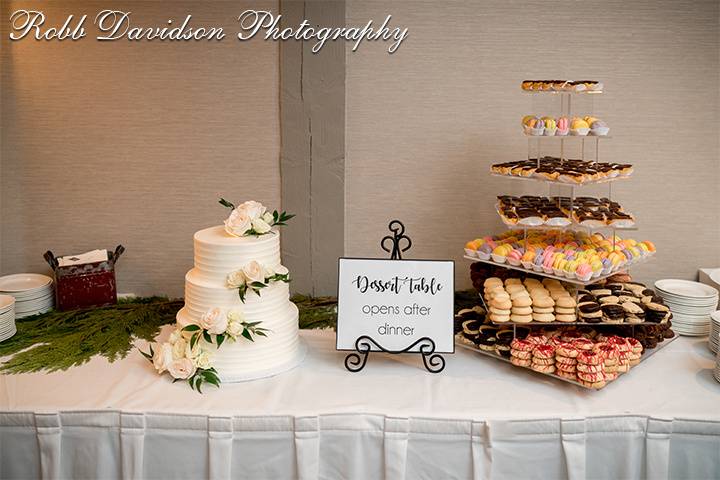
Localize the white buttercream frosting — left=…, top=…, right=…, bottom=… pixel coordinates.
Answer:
left=176, top=225, right=301, bottom=382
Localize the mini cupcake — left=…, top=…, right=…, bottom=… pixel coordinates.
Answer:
left=555, top=116, right=569, bottom=136
left=523, top=116, right=544, bottom=136
left=576, top=263, right=592, bottom=282
left=464, top=240, right=479, bottom=258
left=477, top=243, right=492, bottom=260
left=533, top=253, right=545, bottom=272
left=491, top=245, right=508, bottom=264
left=571, top=118, right=591, bottom=135
left=507, top=248, right=522, bottom=266
left=542, top=117, right=557, bottom=136
left=542, top=253, right=555, bottom=274
left=589, top=119, right=610, bottom=136
left=564, top=260, right=578, bottom=279
left=521, top=249, right=536, bottom=270
left=570, top=118, right=590, bottom=136
left=601, top=258, right=613, bottom=275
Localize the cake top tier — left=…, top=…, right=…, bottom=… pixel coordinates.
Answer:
left=195, top=225, right=281, bottom=246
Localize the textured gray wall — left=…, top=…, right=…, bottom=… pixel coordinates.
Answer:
left=0, top=1, right=281, bottom=298
left=345, top=0, right=720, bottom=289
left=280, top=0, right=345, bottom=297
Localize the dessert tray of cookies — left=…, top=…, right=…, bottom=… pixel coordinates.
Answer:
left=479, top=275, right=672, bottom=326
left=522, top=116, right=609, bottom=137
left=454, top=284, right=676, bottom=390
left=455, top=323, right=675, bottom=390
left=521, top=80, right=603, bottom=93
left=491, top=158, right=633, bottom=186
left=496, top=195, right=636, bottom=230
left=464, top=230, right=655, bottom=286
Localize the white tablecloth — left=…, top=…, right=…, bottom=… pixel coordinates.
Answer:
left=1, top=328, right=719, bottom=480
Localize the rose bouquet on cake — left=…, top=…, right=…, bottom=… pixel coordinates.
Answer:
left=141, top=307, right=270, bottom=392
left=220, top=198, right=294, bottom=237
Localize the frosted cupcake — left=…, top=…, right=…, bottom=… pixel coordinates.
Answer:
left=555, top=116, right=569, bottom=136
left=570, top=118, right=590, bottom=136
left=589, top=119, right=610, bottom=136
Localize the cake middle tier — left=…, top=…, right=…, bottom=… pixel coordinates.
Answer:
left=192, top=225, right=281, bottom=283
left=181, top=269, right=291, bottom=324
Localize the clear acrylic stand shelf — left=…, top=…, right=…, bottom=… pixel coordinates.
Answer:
left=496, top=217, right=639, bottom=233
left=489, top=173, right=632, bottom=187
left=523, top=134, right=611, bottom=140
left=521, top=89, right=603, bottom=95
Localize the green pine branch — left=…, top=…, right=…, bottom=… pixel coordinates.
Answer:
left=0, top=297, right=182, bottom=374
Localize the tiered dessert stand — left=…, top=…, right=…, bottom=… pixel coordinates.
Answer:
left=459, top=82, right=675, bottom=389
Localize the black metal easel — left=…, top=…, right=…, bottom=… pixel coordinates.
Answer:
left=343, top=220, right=446, bottom=374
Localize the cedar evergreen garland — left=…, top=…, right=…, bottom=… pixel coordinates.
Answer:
left=0, top=291, right=478, bottom=375
left=0, top=297, right=182, bottom=374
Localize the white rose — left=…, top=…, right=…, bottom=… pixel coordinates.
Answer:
left=226, top=269, right=246, bottom=288
left=168, top=328, right=182, bottom=345
left=185, top=339, right=201, bottom=360
left=167, top=357, right=196, bottom=380
left=237, top=200, right=266, bottom=219
left=199, top=307, right=228, bottom=335
left=275, top=265, right=289, bottom=276
left=193, top=351, right=213, bottom=370
left=251, top=216, right=272, bottom=234
left=262, top=211, right=274, bottom=224
left=152, top=342, right=174, bottom=374
left=224, top=209, right=252, bottom=237
left=242, top=260, right=266, bottom=285
left=226, top=320, right=243, bottom=339
left=172, top=337, right=188, bottom=360
left=227, top=309, right=244, bottom=322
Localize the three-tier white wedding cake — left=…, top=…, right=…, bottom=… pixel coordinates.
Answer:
left=146, top=200, right=304, bottom=389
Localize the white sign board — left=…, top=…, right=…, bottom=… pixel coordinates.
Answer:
left=336, top=258, right=455, bottom=353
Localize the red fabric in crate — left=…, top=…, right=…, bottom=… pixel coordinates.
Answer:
left=44, top=246, right=124, bottom=311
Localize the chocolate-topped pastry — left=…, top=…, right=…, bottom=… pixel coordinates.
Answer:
left=578, top=303, right=601, bottom=314
left=495, top=343, right=512, bottom=357
left=476, top=335, right=497, bottom=351
left=663, top=329, right=675, bottom=339
left=515, top=326, right=531, bottom=338
left=458, top=308, right=482, bottom=320
left=454, top=315, right=465, bottom=334
left=601, top=304, right=625, bottom=323
left=645, top=303, right=670, bottom=323
left=578, top=294, right=596, bottom=303
left=495, top=330, right=514, bottom=345
left=462, top=320, right=481, bottom=341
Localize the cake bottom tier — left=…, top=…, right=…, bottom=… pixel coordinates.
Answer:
left=176, top=303, right=304, bottom=383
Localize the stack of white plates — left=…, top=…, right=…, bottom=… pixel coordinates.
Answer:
left=0, top=274, right=55, bottom=319
left=715, top=339, right=720, bottom=384
left=0, top=294, right=16, bottom=341
left=655, top=279, right=719, bottom=337
left=710, top=311, right=720, bottom=354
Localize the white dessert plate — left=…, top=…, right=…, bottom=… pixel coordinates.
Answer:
left=11, top=286, right=53, bottom=295
left=0, top=274, right=52, bottom=293
left=655, top=279, right=719, bottom=299
left=0, top=294, right=15, bottom=311
left=666, top=304, right=717, bottom=314
left=6, top=287, right=54, bottom=300
left=0, top=328, right=16, bottom=342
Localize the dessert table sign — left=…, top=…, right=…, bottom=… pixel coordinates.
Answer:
left=336, top=256, right=455, bottom=373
